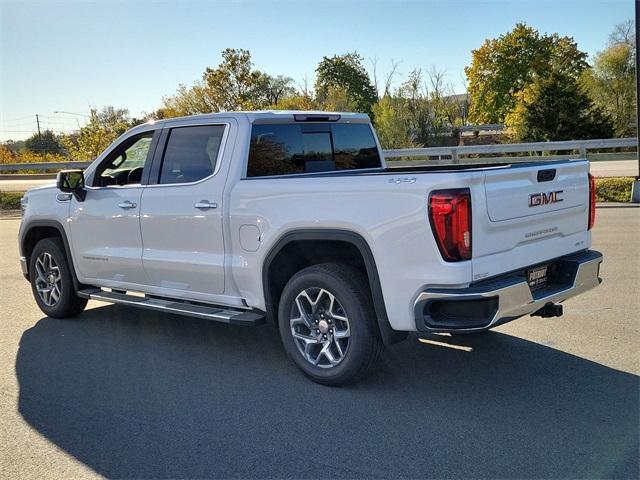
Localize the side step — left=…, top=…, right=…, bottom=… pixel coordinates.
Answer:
left=78, top=288, right=265, bottom=326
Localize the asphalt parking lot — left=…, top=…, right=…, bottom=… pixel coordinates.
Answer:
left=0, top=207, right=638, bottom=479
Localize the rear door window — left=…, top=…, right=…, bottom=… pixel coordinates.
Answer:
left=247, top=123, right=381, bottom=177
left=159, top=125, right=226, bottom=184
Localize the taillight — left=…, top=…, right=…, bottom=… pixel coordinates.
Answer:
left=588, top=173, right=596, bottom=230
left=429, top=189, right=472, bottom=262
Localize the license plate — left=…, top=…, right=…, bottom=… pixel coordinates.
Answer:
left=527, top=265, right=548, bottom=291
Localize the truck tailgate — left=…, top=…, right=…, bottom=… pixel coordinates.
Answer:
left=472, top=160, right=591, bottom=281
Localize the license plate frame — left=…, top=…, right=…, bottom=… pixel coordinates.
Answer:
left=527, top=264, right=549, bottom=291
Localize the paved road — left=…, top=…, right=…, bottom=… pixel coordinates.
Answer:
left=0, top=160, right=638, bottom=192
left=0, top=208, right=638, bottom=479
left=0, top=178, right=54, bottom=192
left=590, top=159, right=639, bottom=178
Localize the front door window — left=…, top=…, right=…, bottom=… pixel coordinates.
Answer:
left=94, top=133, right=153, bottom=187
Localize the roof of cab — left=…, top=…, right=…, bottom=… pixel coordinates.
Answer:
left=137, top=110, right=369, bottom=129
left=243, top=110, right=369, bottom=122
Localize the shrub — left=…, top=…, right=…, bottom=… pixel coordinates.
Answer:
left=0, top=145, right=68, bottom=174
left=595, top=177, right=634, bottom=203
left=0, top=191, right=24, bottom=210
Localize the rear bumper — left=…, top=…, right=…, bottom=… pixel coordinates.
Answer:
left=414, top=250, right=603, bottom=333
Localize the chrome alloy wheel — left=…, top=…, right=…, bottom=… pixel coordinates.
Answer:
left=34, top=252, right=62, bottom=307
left=290, top=287, right=351, bottom=368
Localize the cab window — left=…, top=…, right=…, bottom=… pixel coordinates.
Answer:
left=247, top=123, right=381, bottom=177
left=158, top=125, right=226, bottom=184
left=94, top=133, right=154, bottom=187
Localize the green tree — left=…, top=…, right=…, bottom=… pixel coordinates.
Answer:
left=400, top=70, right=432, bottom=145
left=158, top=49, right=298, bottom=117
left=271, top=94, right=316, bottom=111
left=157, top=83, right=213, bottom=118
left=582, top=21, right=636, bottom=136
left=506, top=71, right=614, bottom=142
left=257, top=75, right=297, bottom=106
left=465, top=23, right=588, bottom=124
left=315, top=52, right=378, bottom=115
left=371, top=96, right=416, bottom=149
left=320, top=85, right=358, bottom=112
left=61, top=107, right=132, bottom=160
left=203, top=48, right=267, bottom=110
left=370, top=67, right=466, bottom=148
left=24, top=130, right=62, bottom=154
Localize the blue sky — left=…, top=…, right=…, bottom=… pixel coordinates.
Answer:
left=0, top=0, right=634, bottom=141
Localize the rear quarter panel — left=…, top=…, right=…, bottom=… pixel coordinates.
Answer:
left=228, top=172, right=479, bottom=331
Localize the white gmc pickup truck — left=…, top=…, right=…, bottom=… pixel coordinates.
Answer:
left=19, top=111, right=602, bottom=385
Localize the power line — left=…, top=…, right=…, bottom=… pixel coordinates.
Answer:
left=0, top=114, right=36, bottom=123
left=0, top=129, right=39, bottom=133
left=53, top=111, right=90, bottom=117
left=0, top=121, right=38, bottom=128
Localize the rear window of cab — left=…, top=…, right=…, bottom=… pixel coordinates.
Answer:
left=247, top=123, right=381, bottom=177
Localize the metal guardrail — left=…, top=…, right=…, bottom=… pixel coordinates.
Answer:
left=458, top=124, right=505, bottom=132
left=0, top=137, right=636, bottom=172
left=0, top=161, right=91, bottom=172
left=383, top=137, right=637, bottom=162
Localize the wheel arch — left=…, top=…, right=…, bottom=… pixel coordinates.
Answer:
left=262, top=229, right=407, bottom=345
left=20, top=220, right=81, bottom=290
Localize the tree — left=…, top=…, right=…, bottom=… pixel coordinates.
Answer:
left=609, top=19, right=636, bottom=50
left=0, top=144, right=15, bottom=163
left=465, top=23, right=588, bottom=124
left=257, top=75, right=297, bottom=106
left=320, top=86, right=358, bottom=112
left=506, top=71, right=614, bottom=142
left=2, top=139, right=25, bottom=153
left=158, top=49, right=297, bottom=117
left=203, top=48, right=267, bottom=111
left=315, top=52, right=378, bottom=115
left=157, top=82, right=213, bottom=118
left=61, top=106, right=132, bottom=160
left=582, top=21, right=636, bottom=136
left=399, top=69, right=432, bottom=145
left=24, top=130, right=62, bottom=154
left=371, top=95, right=416, bottom=149
left=369, top=66, right=467, bottom=149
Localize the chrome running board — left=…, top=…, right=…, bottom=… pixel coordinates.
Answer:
left=78, top=288, right=265, bottom=326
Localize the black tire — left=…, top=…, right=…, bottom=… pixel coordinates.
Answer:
left=278, top=263, right=384, bottom=386
left=29, top=237, right=87, bottom=318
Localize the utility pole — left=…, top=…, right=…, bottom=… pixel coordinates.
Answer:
left=35, top=114, right=41, bottom=139
left=636, top=0, right=639, bottom=179
left=633, top=0, right=640, bottom=202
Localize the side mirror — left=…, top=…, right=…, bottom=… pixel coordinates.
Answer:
left=56, top=169, right=86, bottom=201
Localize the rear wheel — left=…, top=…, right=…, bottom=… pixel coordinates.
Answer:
left=29, top=238, right=87, bottom=318
left=278, top=263, right=384, bottom=386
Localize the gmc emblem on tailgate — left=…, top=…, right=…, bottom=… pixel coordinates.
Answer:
left=529, top=190, right=563, bottom=207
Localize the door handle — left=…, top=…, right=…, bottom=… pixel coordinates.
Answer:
left=194, top=200, right=217, bottom=210
left=117, top=200, right=137, bottom=209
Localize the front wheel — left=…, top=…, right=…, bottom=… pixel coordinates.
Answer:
left=278, top=263, right=384, bottom=386
left=29, top=238, right=87, bottom=318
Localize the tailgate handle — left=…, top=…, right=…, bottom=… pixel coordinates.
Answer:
left=537, top=169, right=556, bottom=182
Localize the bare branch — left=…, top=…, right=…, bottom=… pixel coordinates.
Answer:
left=383, top=59, right=400, bottom=97
left=369, top=56, right=379, bottom=100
